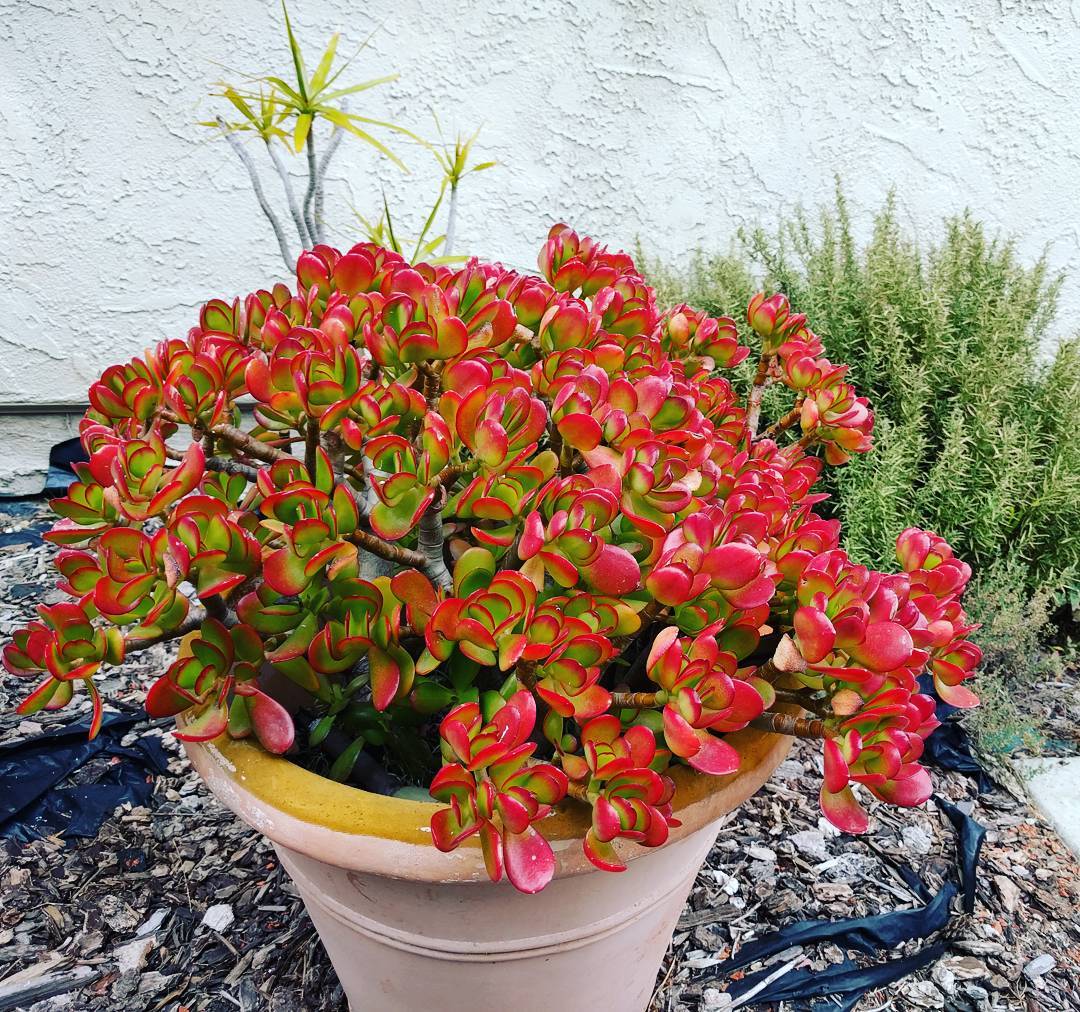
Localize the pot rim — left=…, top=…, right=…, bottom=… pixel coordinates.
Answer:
left=183, top=721, right=794, bottom=881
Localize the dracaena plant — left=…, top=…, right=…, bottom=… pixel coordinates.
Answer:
left=2, top=223, right=980, bottom=894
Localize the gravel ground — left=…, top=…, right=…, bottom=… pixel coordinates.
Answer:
left=2, top=500, right=1079, bottom=1012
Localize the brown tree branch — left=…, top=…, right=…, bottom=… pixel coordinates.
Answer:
left=746, top=353, right=774, bottom=438
left=762, top=397, right=804, bottom=441
left=205, top=457, right=259, bottom=482
left=346, top=529, right=427, bottom=570
left=749, top=712, right=830, bottom=740
left=610, top=691, right=665, bottom=709
left=210, top=423, right=287, bottom=465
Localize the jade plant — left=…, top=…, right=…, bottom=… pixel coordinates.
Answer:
left=2, top=225, right=980, bottom=893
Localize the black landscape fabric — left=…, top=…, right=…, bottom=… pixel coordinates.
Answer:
left=713, top=794, right=985, bottom=1008
left=0, top=711, right=169, bottom=844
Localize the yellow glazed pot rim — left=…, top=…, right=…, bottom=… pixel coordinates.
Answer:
left=186, top=719, right=793, bottom=848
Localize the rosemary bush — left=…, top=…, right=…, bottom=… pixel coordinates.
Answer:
left=645, top=191, right=1080, bottom=602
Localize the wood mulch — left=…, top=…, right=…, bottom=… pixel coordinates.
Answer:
left=1, top=500, right=1079, bottom=1012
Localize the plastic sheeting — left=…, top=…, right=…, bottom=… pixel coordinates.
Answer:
left=0, top=712, right=169, bottom=844
left=918, top=673, right=995, bottom=792
left=710, top=797, right=986, bottom=1009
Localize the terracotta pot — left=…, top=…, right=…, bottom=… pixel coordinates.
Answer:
left=184, top=727, right=791, bottom=1012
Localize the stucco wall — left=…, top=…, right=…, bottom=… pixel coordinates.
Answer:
left=1, top=1, right=1078, bottom=412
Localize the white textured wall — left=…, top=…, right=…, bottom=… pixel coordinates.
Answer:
left=2, top=0, right=1079, bottom=413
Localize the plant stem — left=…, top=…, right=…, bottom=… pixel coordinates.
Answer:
left=346, top=529, right=427, bottom=570
left=201, top=593, right=234, bottom=625
left=265, top=138, right=311, bottom=248
left=746, top=352, right=774, bottom=439
left=205, top=457, right=260, bottom=482
left=510, top=323, right=539, bottom=352
left=217, top=118, right=293, bottom=270
left=302, top=128, right=318, bottom=245
left=417, top=361, right=442, bottom=410
left=305, top=421, right=319, bottom=477
left=773, top=690, right=830, bottom=717
left=755, top=634, right=807, bottom=683
left=749, top=712, right=830, bottom=739
left=762, top=397, right=804, bottom=440
left=444, top=182, right=459, bottom=255
left=436, top=463, right=468, bottom=489
left=565, top=778, right=588, bottom=803
left=418, top=496, right=452, bottom=592
left=610, top=691, right=663, bottom=709
left=314, top=112, right=345, bottom=245
left=515, top=660, right=538, bottom=690
left=323, top=430, right=345, bottom=484
left=211, top=423, right=287, bottom=465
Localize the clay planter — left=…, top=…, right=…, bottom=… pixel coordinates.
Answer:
left=183, top=726, right=791, bottom=1012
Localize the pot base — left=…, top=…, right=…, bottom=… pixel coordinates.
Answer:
left=276, top=822, right=720, bottom=1012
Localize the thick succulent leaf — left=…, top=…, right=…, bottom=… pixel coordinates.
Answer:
left=934, top=675, right=980, bottom=709
left=662, top=706, right=701, bottom=759
left=685, top=731, right=740, bottom=776
left=848, top=621, right=914, bottom=672
left=369, top=486, right=433, bottom=542
left=174, top=699, right=229, bottom=742
left=794, top=606, right=835, bottom=664
left=868, top=766, right=933, bottom=808
left=479, top=820, right=504, bottom=884
left=581, top=543, right=640, bottom=596
left=583, top=828, right=626, bottom=873
left=430, top=803, right=479, bottom=852
left=704, top=542, right=763, bottom=590
left=390, top=569, right=438, bottom=631
left=145, top=673, right=196, bottom=718
left=819, top=783, right=869, bottom=834
left=264, top=547, right=310, bottom=595
left=15, top=676, right=64, bottom=716
left=246, top=688, right=296, bottom=754
left=556, top=413, right=602, bottom=452
left=228, top=695, right=253, bottom=739
left=503, top=825, right=556, bottom=894
left=370, top=650, right=406, bottom=717
left=822, top=738, right=850, bottom=794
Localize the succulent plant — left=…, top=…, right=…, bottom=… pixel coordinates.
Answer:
left=2, top=223, right=980, bottom=893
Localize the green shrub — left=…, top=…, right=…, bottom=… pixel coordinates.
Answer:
left=643, top=187, right=1080, bottom=599
left=961, top=563, right=1065, bottom=753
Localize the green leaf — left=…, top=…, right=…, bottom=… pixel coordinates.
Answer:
left=309, top=713, right=336, bottom=746
left=319, top=106, right=406, bottom=169
left=382, top=192, right=400, bottom=253
left=223, top=87, right=257, bottom=123
left=280, top=0, right=309, bottom=100
left=343, top=111, right=426, bottom=144
left=329, top=735, right=366, bottom=781
left=412, top=188, right=446, bottom=262
left=319, top=73, right=399, bottom=103
left=309, top=31, right=340, bottom=95
left=293, top=111, right=314, bottom=153
left=261, top=77, right=305, bottom=108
